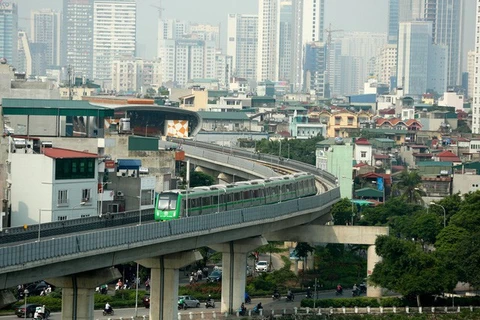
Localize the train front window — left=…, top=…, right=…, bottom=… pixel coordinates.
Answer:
left=158, top=194, right=177, bottom=210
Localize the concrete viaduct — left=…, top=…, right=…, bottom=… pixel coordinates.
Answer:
left=0, top=142, right=388, bottom=320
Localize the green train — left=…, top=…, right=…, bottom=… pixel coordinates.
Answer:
left=154, top=172, right=317, bottom=221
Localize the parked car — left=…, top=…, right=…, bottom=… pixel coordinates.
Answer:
left=143, top=295, right=150, bottom=308
left=206, top=270, right=222, bottom=283
left=255, top=261, right=269, bottom=272
left=178, top=295, right=201, bottom=308
left=15, top=304, right=50, bottom=318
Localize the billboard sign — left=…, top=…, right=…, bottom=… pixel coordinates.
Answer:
left=166, top=120, right=189, bottom=138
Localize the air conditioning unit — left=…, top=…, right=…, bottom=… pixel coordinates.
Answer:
left=117, top=191, right=124, bottom=197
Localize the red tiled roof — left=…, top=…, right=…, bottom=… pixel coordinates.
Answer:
left=355, top=138, right=371, bottom=145
left=354, top=162, right=369, bottom=168
left=43, top=148, right=98, bottom=159
left=437, top=150, right=457, bottom=157
left=391, top=165, right=406, bottom=172
left=358, top=172, right=392, bottom=184
left=374, top=154, right=389, bottom=159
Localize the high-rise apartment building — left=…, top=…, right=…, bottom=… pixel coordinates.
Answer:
left=62, top=0, right=94, bottom=78
left=0, top=2, right=18, bottom=67
left=278, top=1, right=292, bottom=82
left=158, top=19, right=190, bottom=41
left=17, top=31, right=32, bottom=75
left=389, top=0, right=463, bottom=87
left=473, top=0, right=480, bottom=134
left=31, top=9, right=61, bottom=68
left=432, top=0, right=463, bottom=86
left=291, top=0, right=325, bottom=91
left=111, top=57, right=162, bottom=94
left=304, top=42, right=327, bottom=97
left=215, top=51, right=233, bottom=90
left=468, top=50, right=475, bottom=99
left=190, top=23, right=220, bottom=47
left=397, top=21, right=447, bottom=96
left=227, top=14, right=258, bottom=81
left=376, top=44, right=398, bottom=89
left=93, top=0, right=136, bottom=84
left=158, top=39, right=216, bottom=87
left=257, top=0, right=280, bottom=82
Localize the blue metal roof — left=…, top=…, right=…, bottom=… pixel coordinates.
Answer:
left=117, top=159, right=141, bottom=170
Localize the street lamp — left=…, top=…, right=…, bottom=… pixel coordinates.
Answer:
left=429, top=202, right=446, bottom=228
left=37, top=208, right=50, bottom=242
left=23, top=289, right=29, bottom=320
left=71, top=202, right=86, bottom=215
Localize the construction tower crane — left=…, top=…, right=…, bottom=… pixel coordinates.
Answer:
left=150, top=0, right=165, bottom=19
left=325, top=23, right=343, bottom=47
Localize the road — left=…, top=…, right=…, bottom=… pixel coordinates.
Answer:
left=1, top=291, right=347, bottom=320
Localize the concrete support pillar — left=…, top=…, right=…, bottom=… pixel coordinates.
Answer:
left=211, top=237, right=267, bottom=314
left=367, top=245, right=382, bottom=297
left=46, top=268, right=121, bottom=320
left=0, top=290, right=16, bottom=309
left=138, top=251, right=202, bottom=320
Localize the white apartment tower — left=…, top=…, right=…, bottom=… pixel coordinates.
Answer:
left=190, top=23, right=220, bottom=47
left=278, top=1, right=292, bottom=82
left=257, top=0, right=280, bottom=82
left=158, top=19, right=190, bottom=41
left=473, top=0, right=480, bottom=134
left=215, top=51, right=233, bottom=90
left=111, top=57, right=162, bottom=93
left=468, top=50, right=475, bottom=99
left=158, top=39, right=216, bottom=87
left=291, top=0, right=325, bottom=91
left=62, top=0, right=94, bottom=78
left=376, top=44, right=397, bottom=89
left=93, top=0, right=136, bottom=83
left=227, top=14, right=258, bottom=81
left=31, top=9, right=61, bottom=67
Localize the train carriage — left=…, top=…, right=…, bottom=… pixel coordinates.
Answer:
left=154, top=172, right=317, bottom=221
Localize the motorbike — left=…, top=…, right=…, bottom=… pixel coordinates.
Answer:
left=305, top=292, right=312, bottom=299
left=336, top=288, right=343, bottom=296
left=103, top=308, right=114, bottom=316
left=178, top=302, right=188, bottom=310
left=359, top=283, right=367, bottom=294
left=286, top=293, right=294, bottom=302
left=253, top=305, right=263, bottom=314
left=205, top=299, right=215, bottom=308
left=272, top=291, right=281, bottom=300
left=352, top=288, right=361, bottom=297
left=238, top=307, right=247, bottom=316
left=245, top=294, right=251, bottom=304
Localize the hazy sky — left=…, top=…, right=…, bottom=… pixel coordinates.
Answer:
left=17, top=0, right=475, bottom=69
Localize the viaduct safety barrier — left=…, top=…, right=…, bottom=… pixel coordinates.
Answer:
left=0, top=188, right=340, bottom=270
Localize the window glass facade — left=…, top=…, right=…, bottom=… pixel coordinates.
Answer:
left=55, top=158, right=95, bottom=180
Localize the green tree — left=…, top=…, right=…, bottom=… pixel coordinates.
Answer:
left=331, top=198, right=356, bottom=225
left=257, top=242, right=285, bottom=270
left=370, top=235, right=457, bottom=307
left=294, top=242, right=315, bottom=272
left=392, top=170, right=423, bottom=204
left=189, top=171, right=215, bottom=188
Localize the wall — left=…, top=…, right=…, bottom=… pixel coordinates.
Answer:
left=105, top=135, right=175, bottom=192
left=326, top=144, right=353, bottom=198
left=452, top=174, right=480, bottom=195
left=354, top=144, right=372, bottom=165
left=45, top=138, right=100, bottom=153
left=10, top=154, right=53, bottom=227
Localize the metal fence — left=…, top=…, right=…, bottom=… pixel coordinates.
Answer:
left=0, top=188, right=340, bottom=269
left=0, top=209, right=154, bottom=245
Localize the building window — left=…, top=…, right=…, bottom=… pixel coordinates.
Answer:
left=80, top=214, right=90, bottom=218
left=82, top=189, right=91, bottom=203
left=141, top=189, right=155, bottom=206
left=55, top=158, right=95, bottom=180
left=361, top=151, right=367, bottom=158
left=58, top=190, right=68, bottom=206
left=58, top=216, right=68, bottom=221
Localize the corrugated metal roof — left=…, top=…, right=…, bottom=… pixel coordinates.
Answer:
left=417, top=161, right=453, bottom=167
left=117, top=159, right=142, bottom=170
left=2, top=98, right=114, bottom=117
left=43, top=148, right=98, bottom=159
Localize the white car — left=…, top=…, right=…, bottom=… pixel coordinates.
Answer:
left=255, top=261, right=269, bottom=272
